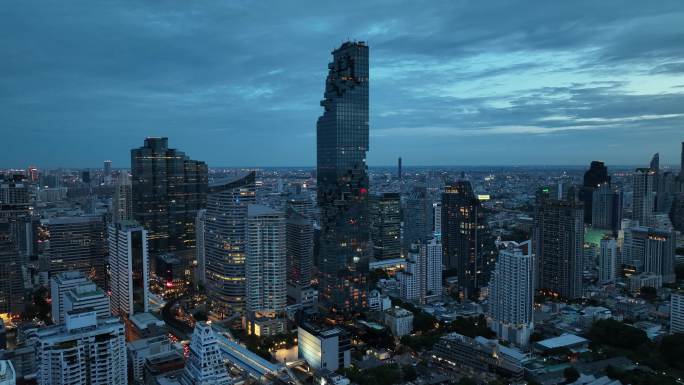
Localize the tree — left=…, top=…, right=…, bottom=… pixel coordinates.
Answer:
left=639, top=286, right=657, bottom=300
left=587, top=319, right=649, bottom=349
left=659, top=333, right=684, bottom=370
left=402, top=365, right=417, bottom=382
left=563, top=367, right=580, bottom=383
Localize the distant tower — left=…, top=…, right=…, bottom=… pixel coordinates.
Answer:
left=580, top=161, right=610, bottom=225
left=632, top=168, right=657, bottom=226
left=533, top=197, right=584, bottom=299
left=205, top=172, right=256, bottom=315
left=104, top=160, right=112, bottom=177
left=286, top=207, right=314, bottom=303
left=245, top=205, right=287, bottom=337
left=488, top=240, right=534, bottom=347
left=181, top=322, right=233, bottom=385
left=112, top=172, right=132, bottom=223
left=369, top=193, right=401, bottom=260
left=398, top=157, right=402, bottom=180
left=131, top=137, right=208, bottom=253
left=195, top=209, right=207, bottom=286
left=650, top=152, right=660, bottom=173
left=108, top=221, right=149, bottom=317
left=599, top=237, right=617, bottom=284
left=403, top=185, right=433, bottom=251
left=591, top=183, right=623, bottom=234
left=316, top=41, right=370, bottom=315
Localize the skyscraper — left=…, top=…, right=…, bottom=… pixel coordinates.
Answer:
left=108, top=221, right=149, bottom=317
left=37, top=310, right=127, bottom=385
left=195, top=209, right=207, bottom=286
left=0, top=227, right=24, bottom=315
left=104, top=160, right=112, bottom=177
left=286, top=207, right=313, bottom=303
left=50, top=271, right=92, bottom=324
left=369, top=193, right=401, bottom=260
left=623, top=226, right=676, bottom=284
left=650, top=152, right=660, bottom=172
left=181, top=322, right=233, bottom=385
left=43, top=216, right=107, bottom=286
left=112, top=172, right=132, bottom=224
left=398, top=240, right=442, bottom=304
left=403, top=185, right=434, bottom=251
left=591, top=183, right=623, bottom=234
left=131, top=137, right=208, bottom=253
left=487, top=240, right=534, bottom=347
left=599, top=237, right=617, bottom=284
left=245, top=205, right=287, bottom=336
left=632, top=168, right=657, bottom=227
left=316, top=41, right=370, bottom=315
left=397, top=157, right=402, bottom=180
left=533, top=198, right=584, bottom=299
left=441, top=180, right=492, bottom=298
left=204, top=172, right=256, bottom=315
left=580, top=161, right=610, bottom=225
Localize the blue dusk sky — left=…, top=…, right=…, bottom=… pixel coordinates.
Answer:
left=1, top=1, right=684, bottom=168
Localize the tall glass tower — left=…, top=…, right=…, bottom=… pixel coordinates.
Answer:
left=316, top=41, right=370, bottom=315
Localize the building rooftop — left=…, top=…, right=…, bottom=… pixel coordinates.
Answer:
left=535, top=334, right=588, bottom=350
left=248, top=204, right=281, bottom=217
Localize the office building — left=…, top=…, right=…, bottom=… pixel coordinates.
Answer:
left=403, top=185, right=434, bottom=250
left=109, top=221, right=149, bottom=317
left=128, top=334, right=174, bottom=385
left=0, top=361, right=15, bottom=385
left=298, top=323, right=351, bottom=372
left=425, top=238, right=443, bottom=298
left=245, top=205, right=287, bottom=337
left=63, top=282, right=111, bottom=321
left=622, top=226, right=676, bottom=283
left=50, top=271, right=90, bottom=324
left=671, top=292, right=684, bottom=334
left=656, top=171, right=676, bottom=213
left=398, top=246, right=420, bottom=302
left=195, top=209, right=206, bottom=286
left=580, top=161, right=610, bottom=225
left=104, top=160, right=112, bottom=177
left=131, top=137, right=208, bottom=253
left=36, top=310, right=127, bottom=385
left=398, top=240, right=442, bottom=304
left=488, top=240, right=534, bottom=347
left=671, top=193, right=684, bottom=232
left=316, top=41, right=370, bottom=315
left=433, top=202, right=442, bottom=236
left=112, top=172, right=132, bottom=223
left=599, top=238, right=617, bottom=284
left=533, top=198, right=584, bottom=299
left=286, top=207, right=313, bottom=303
left=441, top=180, right=493, bottom=298
left=0, top=231, right=24, bottom=315
left=370, top=193, right=401, bottom=260
left=397, top=157, right=402, bottom=180
left=384, top=307, right=413, bottom=337
left=204, top=172, right=256, bottom=315
left=632, top=168, right=657, bottom=227
left=592, top=183, right=623, bottom=233
left=43, top=216, right=107, bottom=286
left=180, top=322, right=232, bottom=385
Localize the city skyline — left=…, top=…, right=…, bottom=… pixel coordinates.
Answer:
left=3, top=1, right=684, bottom=168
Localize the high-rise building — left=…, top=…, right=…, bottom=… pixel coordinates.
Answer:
left=398, top=240, right=442, bottom=304
left=370, top=193, right=401, bottom=260
left=403, top=186, right=434, bottom=251
left=43, top=216, right=107, bottom=286
left=50, top=271, right=90, bottom=324
left=591, top=183, right=622, bottom=234
left=108, top=221, right=149, bottom=317
left=81, top=170, right=91, bottom=184
left=195, top=209, right=207, bottom=286
left=433, top=202, right=442, bottom=236
left=180, top=322, right=232, bottom=385
left=533, top=198, right=584, bottom=299
left=0, top=360, right=16, bottom=385
left=112, top=172, right=132, bottom=224
left=204, top=172, right=256, bottom=315
left=63, top=282, right=111, bottom=321
left=671, top=292, right=684, bottom=334
left=441, top=180, right=493, bottom=298
left=632, top=168, right=657, bottom=227
left=245, top=205, right=287, bottom=337
left=425, top=238, right=443, bottom=299
left=622, top=226, right=676, bottom=284
left=104, top=160, right=112, bottom=178
left=298, top=323, right=351, bottom=372
left=316, top=41, right=370, bottom=315
left=656, top=171, right=676, bottom=213
left=580, top=161, right=610, bottom=225
left=671, top=193, right=684, bottom=232
left=286, top=207, right=313, bottom=303
left=397, top=157, right=402, bottom=180
left=398, top=245, right=420, bottom=302
left=487, top=240, right=534, bottom=347
left=599, top=238, right=617, bottom=284
left=650, top=152, right=660, bottom=172
left=36, top=310, right=127, bottom=385
left=0, top=228, right=24, bottom=315
left=131, top=137, right=208, bottom=253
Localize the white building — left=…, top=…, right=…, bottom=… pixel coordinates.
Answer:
left=245, top=205, right=287, bottom=337
left=623, top=226, right=676, bottom=283
left=487, top=240, right=534, bottom=347
left=425, top=238, right=443, bottom=299
left=0, top=360, right=16, bottom=385
left=109, top=221, right=149, bottom=317
left=368, top=289, right=391, bottom=312
left=180, top=322, right=233, bottom=385
left=671, top=292, right=684, bottom=334
left=36, top=310, right=127, bottom=385
left=398, top=240, right=442, bottom=304
left=50, top=271, right=89, bottom=324
left=63, top=282, right=110, bottom=320
left=384, top=307, right=414, bottom=337
left=599, top=238, right=617, bottom=284
left=128, top=334, right=174, bottom=384
left=627, top=272, right=663, bottom=291
left=398, top=247, right=420, bottom=302
left=632, top=168, right=657, bottom=227
left=298, top=323, right=350, bottom=372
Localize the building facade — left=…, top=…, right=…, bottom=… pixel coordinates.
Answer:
left=108, top=221, right=149, bottom=317
left=370, top=193, right=401, bottom=260
left=181, top=322, right=232, bottom=385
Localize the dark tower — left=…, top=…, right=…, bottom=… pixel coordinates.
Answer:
left=441, top=180, right=493, bottom=298
left=131, top=137, right=208, bottom=253
left=316, top=42, right=370, bottom=316
left=580, top=161, right=610, bottom=225
left=398, top=157, right=402, bottom=180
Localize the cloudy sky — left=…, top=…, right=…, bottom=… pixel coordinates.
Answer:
left=2, top=1, right=684, bottom=168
